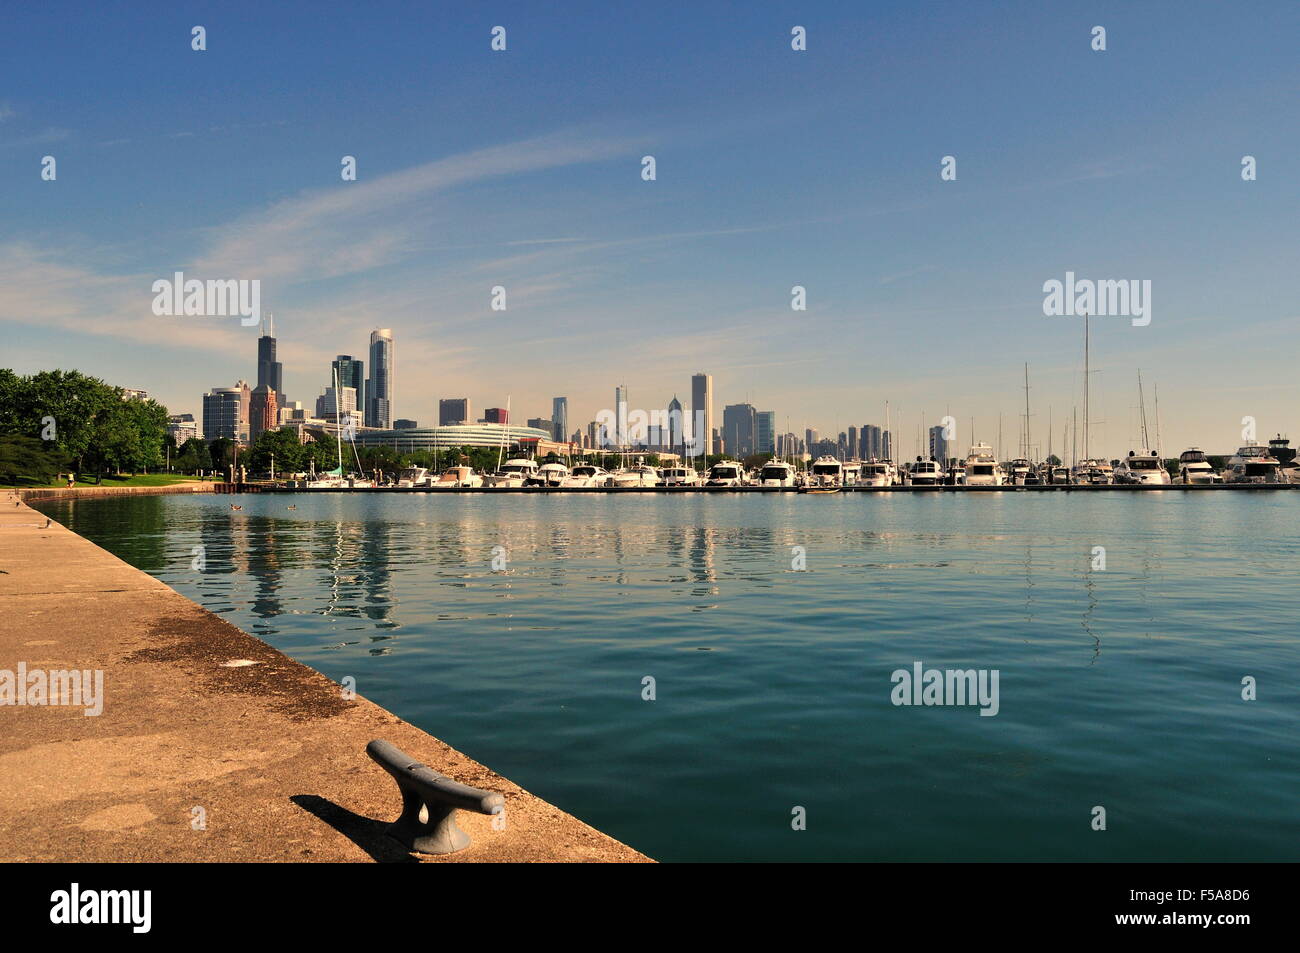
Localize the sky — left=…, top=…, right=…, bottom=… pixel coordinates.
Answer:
left=2, top=0, right=1297, bottom=458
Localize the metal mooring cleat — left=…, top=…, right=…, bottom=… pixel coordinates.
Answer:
left=366, top=739, right=505, bottom=855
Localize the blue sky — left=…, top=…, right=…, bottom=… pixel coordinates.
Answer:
left=2, top=0, right=1297, bottom=456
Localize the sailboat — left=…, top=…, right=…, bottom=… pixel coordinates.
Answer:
left=305, top=367, right=373, bottom=488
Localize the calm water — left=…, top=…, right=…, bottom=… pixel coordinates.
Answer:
left=35, top=491, right=1300, bottom=861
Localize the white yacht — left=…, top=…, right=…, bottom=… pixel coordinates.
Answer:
left=842, top=462, right=861, bottom=487
left=489, top=457, right=539, bottom=487
left=1046, top=465, right=1072, bottom=485
left=705, top=460, right=747, bottom=486
left=809, top=456, right=844, bottom=488
left=904, top=457, right=944, bottom=486
left=1176, top=448, right=1220, bottom=485
left=1074, top=459, right=1114, bottom=485
left=303, top=469, right=373, bottom=489
left=1224, top=444, right=1283, bottom=484
left=427, top=465, right=483, bottom=488
left=609, top=464, right=661, bottom=487
left=396, top=466, right=430, bottom=488
left=1115, top=450, right=1172, bottom=485
left=946, top=462, right=966, bottom=485
left=756, top=460, right=797, bottom=487
left=964, top=444, right=1003, bottom=486
left=526, top=462, right=569, bottom=487
left=557, top=464, right=607, bottom=488
left=1007, top=458, right=1032, bottom=485
left=660, top=466, right=701, bottom=486
left=859, top=459, right=896, bottom=487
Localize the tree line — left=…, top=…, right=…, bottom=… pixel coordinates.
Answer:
left=0, top=369, right=170, bottom=485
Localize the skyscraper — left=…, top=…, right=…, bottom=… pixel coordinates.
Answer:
left=667, top=396, right=684, bottom=454
left=236, top=379, right=251, bottom=442
left=615, top=384, right=629, bottom=446
left=928, top=425, right=949, bottom=463
left=249, top=384, right=278, bottom=442
left=690, top=372, right=713, bottom=456
left=723, top=403, right=757, bottom=458
left=483, top=407, right=508, bottom=425
left=440, top=398, right=470, bottom=426
left=256, top=316, right=284, bottom=405
left=552, top=397, right=569, bottom=443
left=202, top=386, right=244, bottom=441
left=366, top=329, right=393, bottom=429
left=756, top=411, right=776, bottom=455
left=332, top=355, right=365, bottom=411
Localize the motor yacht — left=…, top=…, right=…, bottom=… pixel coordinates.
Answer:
left=427, top=465, right=483, bottom=488
left=1224, top=444, right=1283, bottom=484
left=964, top=444, right=1003, bottom=486
left=859, top=459, right=896, bottom=487
left=1176, top=448, right=1219, bottom=484
left=396, top=466, right=430, bottom=488
left=609, top=464, right=661, bottom=487
left=1115, top=451, right=1171, bottom=485
left=904, top=457, right=944, bottom=486
left=525, top=462, right=569, bottom=487
left=660, top=466, right=702, bottom=486
left=705, top=460, right=747, bottom=487
left=558, top=464, right=608, bottom=488
left=756, top=460, right=797, bottom=487
left=809, top=456, right=844, bottom=488
left=489, top=457, right=539, bottom=487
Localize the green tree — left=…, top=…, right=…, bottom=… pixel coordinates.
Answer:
left=249, top=427, right=307, bottom=473
left=0, top=435, right=72, bottom=486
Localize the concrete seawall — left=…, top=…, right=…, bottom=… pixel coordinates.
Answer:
left=17, top=482, right=218, bottom=503
left=0, top=491, right=649, bottom=862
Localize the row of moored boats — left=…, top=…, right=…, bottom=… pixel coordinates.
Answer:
left=353, top=435, right=1297, bottom=489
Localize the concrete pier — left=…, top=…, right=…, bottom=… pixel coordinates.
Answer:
left=0, top=491, right=649, bottom=862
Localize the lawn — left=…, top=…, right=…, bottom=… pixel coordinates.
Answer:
left=1, top=473, right=216, bottom=489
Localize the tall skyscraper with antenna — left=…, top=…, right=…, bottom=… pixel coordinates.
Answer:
left=256, top=313, right=284, bottom=405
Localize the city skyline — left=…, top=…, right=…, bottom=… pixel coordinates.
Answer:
left=3, top=2, right=1298, bottom=455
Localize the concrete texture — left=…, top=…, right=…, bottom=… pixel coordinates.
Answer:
left=0, top=490, right=650, bottom=862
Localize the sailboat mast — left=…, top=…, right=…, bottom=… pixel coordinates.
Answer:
left=1023, top=363, right=1031, bottom=461
left=1138, top=369, right=1150, bottom=449
left=1154, top=383, right=1162, bottom=459
left=1083, top=312, right=1090, bottom=462
left=334, top=366, right=343, bottom=475
left=497, top=395, right=511, bottom=472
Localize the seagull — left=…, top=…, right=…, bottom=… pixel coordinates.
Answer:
left=230, top=504, right=242, bottom=511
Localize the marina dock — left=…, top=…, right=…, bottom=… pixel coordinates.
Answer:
left=0, top=492, right=649, bottom=862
